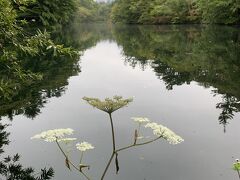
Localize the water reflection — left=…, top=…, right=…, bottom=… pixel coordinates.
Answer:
left=1, top=24, right=239, bottom=129
left=0, top=54, right=80, bottom=119
left=0, top=120, right=54, bottom=179
left=0, top=23, right=114, bottom=120
left=1, top=23, right=239, bottom=180
left=112, top=25, right=240, bottom=132
left=216, top=94, right=240, bottom=132
left=52, top=23, right=114, bottom=49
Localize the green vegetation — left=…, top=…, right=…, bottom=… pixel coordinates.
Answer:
left=0, top=0, right=79, bottom=105
left=11, top=0, right=112, bottom=25
left=197, top=0, right=240, bottom=24
left=11, top=0, right=77, bottom=28
left=76, top=0, right=112, bottom=22
left=0, top=0, right=113, bottom=105
left=0, top=23, right=113, bottom=120
left=111, top=0, right=240, bottom=24
left=233, top=159, right=240, bottom=179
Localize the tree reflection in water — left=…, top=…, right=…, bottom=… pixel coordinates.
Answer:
left=0, top=24, right=239, bottom=130
left=0, top=23, right=113, bottom=120
left=1, top=23, right=239, bottom=179
left=0, top=120, right=54, bottom=179
left=113, top=25, right=240, bottom=132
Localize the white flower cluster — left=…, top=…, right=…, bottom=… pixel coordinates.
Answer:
left=145, top=122, right=184, bottom=145
left=58, top=138, right=77, bottom=143
left=132, top=117, right=150, bottom=124
left=31, top=128, right=74, bottom=142
left=76, top=142, right=95, bottom=152
left=83, top=96, right=133, bottom=113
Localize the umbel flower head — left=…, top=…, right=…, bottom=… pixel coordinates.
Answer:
left=76, top=142, right=94, bottom=152
left=145, top=122, right=184, bottom=145
left=83, top=96, right=133, bottom=114
left=31, top=128, right=74, bottom=142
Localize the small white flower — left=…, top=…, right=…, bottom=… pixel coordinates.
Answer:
left=145, top=122, right=160, bottom=129
left=76, top=142, right=94, bottom=152
left=31, top=128, right=74, bottom=142
left=58, top=138, right=77, bottom=144
left=145, top=122, right=184, bottom=145
left=132, top=117, right=150, bottom=124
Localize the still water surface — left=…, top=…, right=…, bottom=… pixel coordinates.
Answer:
left=1, top=24, right=240, bottom=180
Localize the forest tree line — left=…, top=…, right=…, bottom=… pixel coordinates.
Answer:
left=111, top=0, right=240, bottom=25
left=12, top=0, right=239, bottom=25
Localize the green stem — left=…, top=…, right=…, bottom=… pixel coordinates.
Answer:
left=108, top=113, right=116, bottom=152
left=116, top=136, right=162, bottom=153
left=56, top=141, right=91, bottom=180
left=100, top=113, right=117, bottom=180
left=237, top=170, right=240, bottom=179
left=101, top=113, right=163, bottom=179
left=101, top=152, right=115, bottom=180
left=80, top=151, right=84, bottom=164
left=101, top=136, right=162, bottom=179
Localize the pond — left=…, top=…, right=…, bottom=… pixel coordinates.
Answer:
left=1, top=23, right=240, bottom=180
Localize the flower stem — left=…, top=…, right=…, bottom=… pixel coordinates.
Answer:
left=56, top=140, right=91, bottom=180
left=80, top=151, right=84, bottom=164
left=116, top=135, right=163, bottom=153
left=101, top=152, right=115, bottom=180
left=237, top=170, right=240, bottom=179
left=100, top=113, right=118, bottom=179
left=108, top=113, right=116, bottom=152
left=101, top=135, right=163, bottom=179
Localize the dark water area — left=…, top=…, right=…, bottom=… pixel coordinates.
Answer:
left=0, top=23, right=240, bottom=180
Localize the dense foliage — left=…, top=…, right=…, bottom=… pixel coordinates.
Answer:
left=12, top=0, right=77, bottom=28
left=111, top=0, right=240, bottom=24
left=197, top=0, right=240, bottom=24
left=0, top=23, right=111, bottom=119
left=0, top=0, right=114, bottom=103
left=76, top=0, right=112, bottom=22
left=0, top=0, right=78, bottom=101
